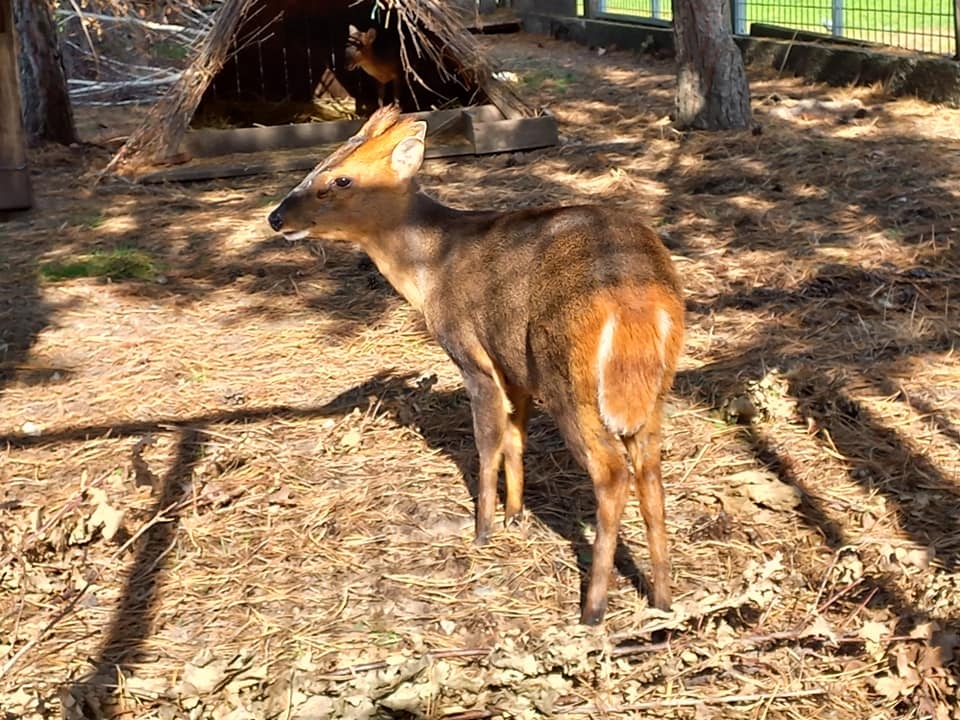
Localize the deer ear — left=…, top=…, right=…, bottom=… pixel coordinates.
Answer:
left=407, top=121, right=427, bottom=143
left=391, top=128, right=426, bottom=181
left=364, top=27, right=378, bottom=42
left=348, top=24, right=359, bottom=35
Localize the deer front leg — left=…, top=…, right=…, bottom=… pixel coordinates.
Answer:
left=461, top=368, right=512, bottom=546
left=503, top=388, right=532, bottom=526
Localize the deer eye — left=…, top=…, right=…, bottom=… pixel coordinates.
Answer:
left=333, top=177, right=352, bottom=189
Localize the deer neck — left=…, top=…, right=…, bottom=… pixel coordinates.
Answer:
left=355, top=190, right=459, bottom=313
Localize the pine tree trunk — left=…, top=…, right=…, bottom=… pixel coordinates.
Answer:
left=673, top=0, right=751, bottom=130
left=1, top=0, right=32, bottom=208
left=13, top=0, right=76, bottom=145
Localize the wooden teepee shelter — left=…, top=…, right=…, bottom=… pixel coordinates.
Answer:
left=105, top=0, right=552, bottom=179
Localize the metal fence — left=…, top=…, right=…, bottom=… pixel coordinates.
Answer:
left=590, top=0, right=959, bottom=57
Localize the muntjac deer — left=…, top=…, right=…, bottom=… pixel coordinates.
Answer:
left=345, top=25, right=402, bottom=107
left=267, top=106, right=684, bottom=624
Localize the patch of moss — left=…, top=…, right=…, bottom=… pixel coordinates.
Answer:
left=39, top=248, right=161, bottom=282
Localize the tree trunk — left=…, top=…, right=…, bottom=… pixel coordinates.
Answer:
left=0, top=0, right=32, bottom=208
left=672, top=0, right=751, bottom=130
left=13, top=0, right=76, bottom=145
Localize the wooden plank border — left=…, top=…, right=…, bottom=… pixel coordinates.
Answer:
left=140, top=105, right=558, bottom=184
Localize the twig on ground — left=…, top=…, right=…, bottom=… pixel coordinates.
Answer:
left=556, top=687, right=827, bottom=714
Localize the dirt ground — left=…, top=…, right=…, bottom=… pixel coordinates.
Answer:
left=2, top=32, right=960, bottom=720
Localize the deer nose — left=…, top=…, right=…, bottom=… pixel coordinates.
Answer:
left=267, top=207, right=284, bottom=232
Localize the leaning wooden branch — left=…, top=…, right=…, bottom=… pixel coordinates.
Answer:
left=383, top=0, right=527, bottom=115
left=102, top=0, right=258, bottom=176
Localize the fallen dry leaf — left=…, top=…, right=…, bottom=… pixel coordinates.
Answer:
left=339, top=427, right=364, bottom=450
left=801, top=614, right=838, bottom=644
left=86, top=489, right=125, bottom=542
left=727, top=469, right=803, bottom=512
left=872, top=673, right=912, bottom=701
left=859, top=620, right=892, bottom=660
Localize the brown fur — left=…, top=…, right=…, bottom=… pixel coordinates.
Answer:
left=585, top=285, right=684, bottom=436
left=267, top=105, right=685, bottom=624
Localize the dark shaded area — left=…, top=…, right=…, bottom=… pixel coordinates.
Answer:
left=67, top=427, right=203, bottom=718
left=676, top=253, right=960, bottom=550
left=3, top=368, right=645, bottom=655
left=0, top=281, right=56, bottom=388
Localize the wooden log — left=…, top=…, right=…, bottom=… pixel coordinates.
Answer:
left=0, top=0, right=32, bottom=210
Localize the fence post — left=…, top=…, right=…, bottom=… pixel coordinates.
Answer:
left=732, top=0, right=747, bottom=35
left=954, top=0, right=960, bottom=58
left=831, top=0, right=843, bottom=36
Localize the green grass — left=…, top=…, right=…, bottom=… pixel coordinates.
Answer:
left=71, top=212, right=105, bottom=230
left=744, top=0, right=954, bottom=35
left=593, top=0, right=673, bottom=21
left=154, top=39, right=190, bottom=62
left=591, top=0, right=955, bottom=51
left=39, top=248, right=161, bottom=282
left=522, top=68, right=576, bottom=93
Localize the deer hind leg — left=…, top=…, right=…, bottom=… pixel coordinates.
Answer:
left=624, top=422, right=671, bottom=611
left=543, top=395, right=631, bottom=625
left=503, top=388, right=532, bottom=527
left=581, top=440, right=632, bottom=625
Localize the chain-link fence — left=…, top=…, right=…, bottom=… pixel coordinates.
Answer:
left=588, top=0, right=958, bottom=56
left=596, top=0, right=672, bottom=21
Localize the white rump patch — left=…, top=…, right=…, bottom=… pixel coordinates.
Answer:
left=596, top=306, right=672, bottom=436
left=596, top=313, right=620, bottom=432
left=656, top=308, right=673, bottom=364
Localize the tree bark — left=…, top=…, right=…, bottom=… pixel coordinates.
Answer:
left=13, top=0, right=77, bottom=145
left=1, top=0, right=32, bottom=208
left=672, top=0, right=751, bottom=130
